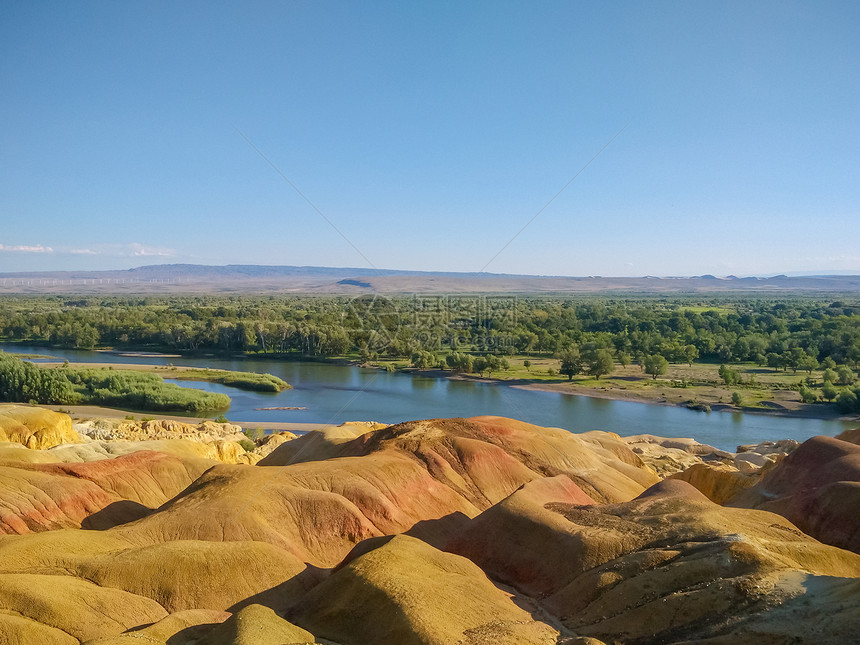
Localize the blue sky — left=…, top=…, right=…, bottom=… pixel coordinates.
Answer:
left=1, top=1, right=858, bottom=276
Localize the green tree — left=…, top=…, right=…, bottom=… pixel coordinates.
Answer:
left=644, top=354, right=668, bottom=380
left=484, top=355, right=508, bottom=377
left=821, top=380, right=838, bottom=402
left=797, top=355, right=819, bottom=374
left=731, top=391, right=743, bottom=406
left=557, top=347, right=583, bottom=381
left=766, top=353, right=781, bottom=371
left=472, top=356, right=488, bottom=376
left=585, top=348, right=615, bottom=380
left=446, top=352, right=474, bottom=373
left=787, top=348, right=808, bottom=372
left=411, top=350, right=436, bottom=369
left=683, top=344, right=699, bottom=366
left=523, top=360, right=531, bottom=371
left=836, top=366, right=856, bottom=386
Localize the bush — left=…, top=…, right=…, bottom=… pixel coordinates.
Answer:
left=211, top=372, right=289, bottom=392
left=237, top=439, right=255, bottom=452
left=836, top=366, right=856, bottom=386
left=799, top=385, right=818, bottom=403
left=62, top=366, right=231, bottom=413
left=243, top=427, right=265, bottom=441
left=835, top=389, right=858, bottom=414
left=731, top=391, right=743, bottom=406
left=684, top=400, right=711, bottom=412
left=719, top=364, right=742, bottom=386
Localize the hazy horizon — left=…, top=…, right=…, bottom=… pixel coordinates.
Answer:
left=2, top=2, right=858, bottom=276
left=1, top=260, right=859, bottom=281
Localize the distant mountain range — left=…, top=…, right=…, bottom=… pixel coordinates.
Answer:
left=1, top=264, right=859, bottom=294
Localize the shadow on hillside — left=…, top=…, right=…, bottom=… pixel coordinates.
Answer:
left=82, top=500, right=150, bottom=530
left=406, top=511, right=471, bottom=549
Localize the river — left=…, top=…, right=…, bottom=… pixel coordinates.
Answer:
left=3, top=343, right=855, bottom=451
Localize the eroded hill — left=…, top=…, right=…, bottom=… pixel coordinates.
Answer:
left=0, top=406, right=858, bottom=644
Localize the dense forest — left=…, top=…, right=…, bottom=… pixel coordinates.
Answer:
left=1, top=295, right=859, bottom=369
left=3, top=294, right=860, bottom=413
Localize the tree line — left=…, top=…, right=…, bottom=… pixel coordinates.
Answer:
left=1, top=295, right=859, bottom=371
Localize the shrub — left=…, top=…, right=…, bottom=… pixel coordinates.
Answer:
left=63, top=366, right=230, bottom=412
left=719, top=364, right=742, bottom=386
left=243, top=427, right=265, bottom=441
left=685, top=399, right=711, bottom=412
left=799, top=385, right=818, bottom=403
left=835, top=389, right=858, bottom=414
left=210, top=371, right=289, bottom=392
left=836, top=366, right=856, bottom=386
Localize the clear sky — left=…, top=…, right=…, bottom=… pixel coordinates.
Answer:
left=1, top=1, right=858, bottom=276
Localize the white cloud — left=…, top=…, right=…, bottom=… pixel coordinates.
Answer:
left=57, top=243, right=177, bottom=258
left=0, top=243, right=54, bottom=253
left=128, top=242, right=175, bottom=257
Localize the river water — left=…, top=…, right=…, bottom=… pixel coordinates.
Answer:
left=4, top=343, right=855, bottom=451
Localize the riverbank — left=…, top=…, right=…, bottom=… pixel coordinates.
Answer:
left=7, top=344, right=856, bottom=449
left=10, top=340, right=854, bottom=422
left=510, top=380, right=847, bottom=419
left=399, top=363, right=854, bottom=421
left=22, top=352, right=857, bottom=423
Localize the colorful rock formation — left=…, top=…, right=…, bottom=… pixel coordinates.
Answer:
left=0, top=411, right=857, bottom=644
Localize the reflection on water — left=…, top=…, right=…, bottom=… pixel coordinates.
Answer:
left=409, top=376, right=437, bottom=391
left=2, top=343, right=854, bottom=451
